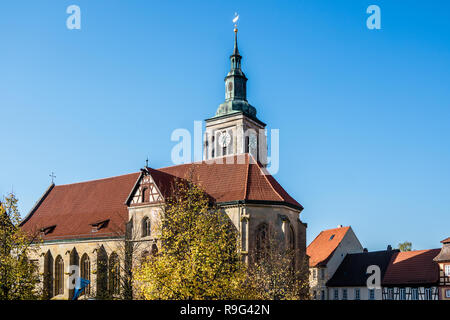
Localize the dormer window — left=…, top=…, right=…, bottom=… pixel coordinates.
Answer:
left=90, top=219, right=109, bottom=233
left=329, top=234, right=335, bottom=241
left=40, top=225, right=56, bottom=236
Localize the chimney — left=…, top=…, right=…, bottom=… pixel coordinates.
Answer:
left=387, top=245, right=392, bottom=251
left=363, top=248, right=368, bottom=253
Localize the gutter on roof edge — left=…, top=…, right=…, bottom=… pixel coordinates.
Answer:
left=219, top=199, right=303, bottom=211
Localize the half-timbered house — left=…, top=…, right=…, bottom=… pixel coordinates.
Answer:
left=382, top=249, right=440, bottom=300
left=433, top=237, right=450, bottom=300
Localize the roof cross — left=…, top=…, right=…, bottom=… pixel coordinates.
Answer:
left=49, top=172, right=56, bottom=184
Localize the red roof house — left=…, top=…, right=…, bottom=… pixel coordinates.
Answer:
left=307, top=226, right=352, bottom=267
left=382, top=249, right=441, bottom=286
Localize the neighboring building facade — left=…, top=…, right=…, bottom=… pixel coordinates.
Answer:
left=326, top=248, right=398, bottom=300
left=20, top=29, right=307, bottom=300
left=382, top=249, right=440, bottom=300
left=433, top=237, right=450, bottom=300
left=307, top=226, right=363, bottom=300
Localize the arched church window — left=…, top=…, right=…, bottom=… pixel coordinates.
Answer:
left=108, top=252, right=120, bottom=295
left=80, top=254, right=91, bottom=295
left=54, top=255, right=64, bottom=296
left=43, top=250, right=54, bottom=299
left=142, top=217, right=151, bottom=237
left=255, top=223, right=269, bottom=262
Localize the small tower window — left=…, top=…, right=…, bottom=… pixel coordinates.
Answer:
left=141, top=187, right=148, bottom=203
left=142, top=217, right=151, bottom=237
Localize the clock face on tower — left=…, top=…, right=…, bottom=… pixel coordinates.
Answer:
left=218, top=131, right=231, bottom=147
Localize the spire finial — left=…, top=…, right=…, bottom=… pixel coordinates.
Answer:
left=145, top=157, right=149, bottom=168
left=233, top=13, right=240, bottom=55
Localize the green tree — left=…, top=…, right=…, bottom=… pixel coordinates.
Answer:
left=0, top=193, right=41, bottom=300
left=134, top=177, right=246, bottom=299
left=398, top=241, right=412, bottom=252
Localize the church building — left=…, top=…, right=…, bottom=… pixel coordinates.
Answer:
left=20, top=28, right=306, bottom=300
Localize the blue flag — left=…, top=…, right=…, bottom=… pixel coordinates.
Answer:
left=72, top=278, right=90, bottom=300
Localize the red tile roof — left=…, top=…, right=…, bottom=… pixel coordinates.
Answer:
left=382, top=249, right=440, bottom=286
left=441, top=237, right=450, bottom=244
left=21, top=154, right=302, bottom=241
left=156, top=154, right=302, bottom=207
left=20, top=172, right=140, bottom=241
left=307, top=226, right=350, bottom=267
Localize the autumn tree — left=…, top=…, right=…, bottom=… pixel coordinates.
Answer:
left=398, top=241, right=412, bottom=252
left=133, top=178, right=246, bottom=300
left=242, top=228, right=310, bottom=300
left=0, top=193, right=41, bottom=300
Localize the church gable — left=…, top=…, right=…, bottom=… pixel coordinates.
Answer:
left=129, top=172, right=163, bottom=206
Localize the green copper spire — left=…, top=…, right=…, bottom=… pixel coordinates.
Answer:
left=233, top=27, right=240, bottom=57
left=213, top=27, right=257, bottom=119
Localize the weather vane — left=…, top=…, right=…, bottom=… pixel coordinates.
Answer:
left=50, top=172, right=56, bottom=184
left=233, top=12, right=239, bottom=31
left=145, top=157, right=149, bottom=168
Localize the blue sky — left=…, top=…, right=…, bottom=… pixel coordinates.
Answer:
left=1, top=1, right=449, bottom=251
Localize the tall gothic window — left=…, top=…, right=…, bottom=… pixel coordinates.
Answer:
left=54, top=255, right=64, bottom=296
left=109, top=252, right=120, bottom=296
left=96, top=245, right=108, bottom=299
left=142, top=217, right=151, bottom=237
left=80, top=254, right=91, bottom=295
left=255, top=223, right=269, bottom=262
left=43, top=250, right=54, bottom=299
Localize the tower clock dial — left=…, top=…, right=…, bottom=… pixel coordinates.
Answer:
left=218, top=131, right=231, bottom=147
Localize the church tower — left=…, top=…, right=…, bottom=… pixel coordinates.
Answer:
left=204, top=27, right=267, bottom=164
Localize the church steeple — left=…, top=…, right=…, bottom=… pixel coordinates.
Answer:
left=212, top=27, right=257, bottom=119
left=205, top=21, right=267, bottom=164
left=226, top=27, right=247, bottom=102
left=231, top=27, right=241, bottom=67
